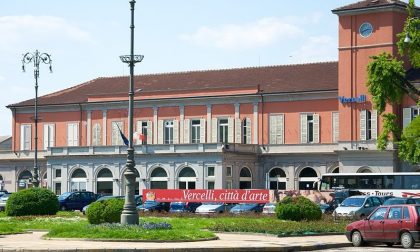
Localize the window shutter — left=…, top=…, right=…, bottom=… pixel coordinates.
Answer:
left=228, top=117, right=234, bottom=143
left=43, top=124, right=49, bottom=150
left=157, top=120, right=164, bottom=144
left=360, top=110, right=367, bottom=141
left=21, top=125, right=31, bottom=150
left=211, top=118, right=218, bottom=143
left=313, top=113, right=320, bottom=143
left=49, top=124, right=55, bottom=148
left=147, top=120, right=152, bottom=144
left=235, top=118, right=242, bottom=143
left=403, top=108, right=412, bottom=129
left=276, top=115, right=284, bottom=144
left=269, top=114, right=277, bottom=144
left=136, top=121, right=143, bottom=145
left=67, top=124, right=74, bottom=146
left=200, top=119, right=206, bottom=143
left=173, top=119, right=179, bottom=144
left=300, top=114, right=308, bottom=143
left=184, top=119, right=190, bottom=144
left=246, top=117, right=252, bottom=144
left=332, top=112, right=339, bottom=143
left=92, top=123, right=101, bottom=146
left=371, top=110, right=377, bottom=140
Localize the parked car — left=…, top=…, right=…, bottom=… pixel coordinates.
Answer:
left=169, top=202, right=202, bottom=213
left=229, top=203, right=264, bottom=214
left=0, top=190, right=8, bottom=197
left=333, top=195, right=382, bottom=219
left=262, top=202, right=276, bottom=214
left=412, top=198, right=420, bottom=204
left=137, top=200, right=170, bottom=212
left=383, top=197, right=417, bottom=205
left=0, top=193, right=12, bottom=211
left=346, top=204, right=420, bottom=248
left=195, top=202, right=234, bottom=214
left=58, top=191, right=97, bottom=211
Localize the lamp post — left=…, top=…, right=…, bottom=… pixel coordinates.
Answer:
left=120, top=0, right=144, bottom=225
left=21, top=50, right=52, bottom=188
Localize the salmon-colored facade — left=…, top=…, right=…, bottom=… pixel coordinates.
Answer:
left=0, top=0, right=418, bottom=194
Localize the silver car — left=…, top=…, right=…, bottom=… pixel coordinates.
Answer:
left=0, top=193, right=12, bottom=211
left=333, top=195, right=382, bottom=219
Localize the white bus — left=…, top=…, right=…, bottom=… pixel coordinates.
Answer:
left=319, top=172, right=420, bottom=198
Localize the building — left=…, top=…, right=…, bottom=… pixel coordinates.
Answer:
left=1, top=0, right=419, bottom=195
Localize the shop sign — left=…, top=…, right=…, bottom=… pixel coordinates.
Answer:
left=143, top=189, right=270, bottom=203
left=339, top=94, right=366, bottom=104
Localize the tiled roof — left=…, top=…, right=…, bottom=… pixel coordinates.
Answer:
left=8, top=62, right=339, bottom=107
left=332, top=0, right=409, bottom=13
left=407, top=68, right=420, bottom=90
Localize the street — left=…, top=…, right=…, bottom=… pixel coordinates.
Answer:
left=322, top=244, right=420, bottom=251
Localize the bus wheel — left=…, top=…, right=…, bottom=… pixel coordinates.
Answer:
left=401, top=232, right=415, bottom=249
left=351, top=230, right=364, bottom=247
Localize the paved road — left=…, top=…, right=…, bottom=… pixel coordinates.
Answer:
left=322, top=244, right=420, bottom=251
left=0, top=231, right=351, bottom=251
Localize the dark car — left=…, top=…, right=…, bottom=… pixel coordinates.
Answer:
left=169, top=202, right=202, bottom=213
left=383, top=197, right=417, bottom=205
left=82, top=195, right=142, bottom=214
left=137, top=200, right=170, bottom=212
left=58, top=191, right=97, bottom=211
left=229, top=203, right=264, bottom=214
left=346, top=204, right=420, bottom=249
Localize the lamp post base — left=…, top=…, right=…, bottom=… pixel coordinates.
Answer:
left=121, top=212, right=139, bottom=225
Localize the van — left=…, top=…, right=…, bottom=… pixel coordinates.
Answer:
left=58, top=191, right=97, bottom=211
left=334, top=195, right=382, bottom=219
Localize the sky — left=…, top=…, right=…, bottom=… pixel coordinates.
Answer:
left=0, top=0, right=369, bottom=136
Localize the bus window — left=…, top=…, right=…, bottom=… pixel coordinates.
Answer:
left=384, top=175, right=403, bottom=189
left=403, top=175, right=420, bottom=189
left=358, top=176, right=382, bottom=189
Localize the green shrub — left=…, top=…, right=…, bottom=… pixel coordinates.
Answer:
left=6, top=187, right=59, bottom=216
left=86, top=198, right=124, bottom=224
left=276, top=196, right=321, bottom=221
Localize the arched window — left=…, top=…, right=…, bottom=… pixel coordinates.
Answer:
left=239, top=167, right=252, bottom=189
left=70, top=168, right=87, bottom=192
left=269, top=168, right=286, bottom=190
left=298, top=167, right=318, bottom=190
left=178, top=167, right=196, bottom=189
left=97, top=168, right=113, bottom=196
left=357, top=166, right=372, bottom=173
left=18, top=170, right=32, bottom=190
left=150, top=167, right=168, bottom=189
left=332, top=167, right=339, bottom=173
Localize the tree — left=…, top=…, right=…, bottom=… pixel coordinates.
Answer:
left=366, top=0, right=419, bottom=164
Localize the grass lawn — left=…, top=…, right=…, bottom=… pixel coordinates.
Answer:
left=0, top=211, right=350, bottom=240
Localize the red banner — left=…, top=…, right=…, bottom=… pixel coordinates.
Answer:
left=143, top=189, right=270, bottom=203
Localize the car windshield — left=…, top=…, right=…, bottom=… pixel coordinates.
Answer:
left=340, top=197, right=365, bottom=207
left=58, top=192, right=72, bottom=200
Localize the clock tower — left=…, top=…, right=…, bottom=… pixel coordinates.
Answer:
left=332, top=0, right=409, bottom=172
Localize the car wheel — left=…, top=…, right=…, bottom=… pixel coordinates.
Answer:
left=401, top=232, right=415, bottom=249
left=385, top=242, right=393, bottom=247
left=351, top=230, right=364, bottom=247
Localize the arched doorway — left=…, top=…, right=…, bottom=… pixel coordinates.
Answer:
left=70, top=169, right=87, bottom=192
left=150, top=167, right=168, bottom=189
left=18, top=170, right=32, bottom=190
left=121, top=168, right=140, bottom=195
left=357, top=166, right=373, bottom=173
left=239, top=167, right=252, bottom=189
left=178, top=167, right=196, bottom=189
left=97, top=168, right=113, bottom=196
left=298, top=167, right=318, bottom=190
left=332, top=167, right=339, bottom=173
left=269, top=168, right=286, bottom=190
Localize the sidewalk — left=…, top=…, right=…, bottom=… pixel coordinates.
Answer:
left=0, top=231, right=351, bottom=251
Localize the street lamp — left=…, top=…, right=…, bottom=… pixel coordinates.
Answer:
left=21, top=50, right=52, bottom=188
left=120, top=0, right=144, bottom=225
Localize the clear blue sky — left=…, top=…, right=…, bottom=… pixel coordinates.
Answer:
left=0, top=0, right=371, bottom=136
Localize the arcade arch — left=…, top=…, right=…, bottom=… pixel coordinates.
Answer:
left=239, top=167, right=252, bottom=189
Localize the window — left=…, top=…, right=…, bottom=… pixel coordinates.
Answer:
left=191, top=120, right=201, bottom=143
left=226, top=180, right=232, bottom=189
left=178, top=167, right=196, bottom=189
left=332, top=112, right=339, bottom=143
left=269, top=114, right=284, bottom=144
left=150, top=167, right=168, bottom=189
left=269, top=168, right=287, bottom=190
left=300, top=114, right=319, bottom=143
left=388, top=207, right=402, bottom=220
left=403, top=106, right=420, bottom=129
left=141, top=121, right=148, bottom=144
left=372, top=197, right=382, bottom=206
left=403, top=207, right=410, bottom=220
left=226, top=166, right=232, bottom=177
left=111, top=121, right=124, bottom=145
left=218, top=119, right=229, bottom=143
left=207, top=181, right=215, bottom=189
left=239, top=167, right=252, bottom=189
left=370, top=207, right=387, bottom=220
left=207, top=166, right=215, bottom=177
left=360, top=110, right=377, bottom=140
left=92, top=123, right=102, bottom=146
left=67, top=123, right=79, bottom=146
left=43, top=124, right=55, bottom=149
left=54, top=182, right=61, bottom=195
left=164, top=120, right=174, bottom=144
left=242, top=118, right=251, bottom=144
left=20, top=124, right=31, bottom=151
left=55, top=169, right=61, bottom=178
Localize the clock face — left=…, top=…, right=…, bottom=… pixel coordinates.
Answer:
left=359, top=22, right=373, bottom=38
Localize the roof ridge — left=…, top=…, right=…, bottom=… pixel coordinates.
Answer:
left=97, top=61, right=338, bottom=80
